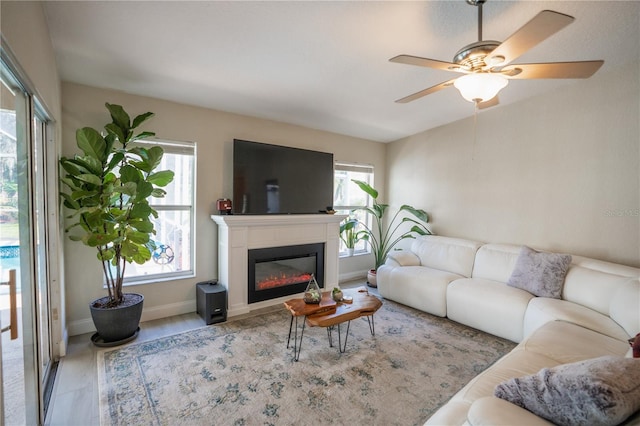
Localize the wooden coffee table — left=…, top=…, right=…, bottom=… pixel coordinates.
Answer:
left=283, top=286, right=382, bottom=361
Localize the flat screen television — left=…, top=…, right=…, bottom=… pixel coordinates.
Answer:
left=233, top=139, right=334, bottom=215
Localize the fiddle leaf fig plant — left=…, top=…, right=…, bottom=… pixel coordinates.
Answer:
left=59, top=103, right=174, bottom=307
left=352, top=180, right=432, bottom=270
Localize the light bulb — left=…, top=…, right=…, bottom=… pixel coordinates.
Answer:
left=453, top=73, right=508, bottom=103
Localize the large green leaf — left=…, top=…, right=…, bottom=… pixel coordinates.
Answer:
left=76, top=127, right=106, bottom=162
left=114, top=181, right=137, bottom=197
left=410, top=225, right=431, bottom=236
left=65, top=155, right=102, bottom=176
left=120, top=239, right=141, bottom=259
left=85, top=232, right=116, bottom=247
left=372, top=203, right=387, bottom=219
left=132, top=245, right=152, bottom=264
left=130, top=202, right=152, bottom=219
left=105, top=103, right=130, bottom=134
left=146, top=146, right=164, bottom=167
left=130, top=218, right=154, bottom=233
left=128, top=146, right=147, bottom=160
left=59, top=158, right=84, bottom=176
left=151, top=188, right=167, bottom=198
left=135, top=181, right=154, bottom=201
left=99, top=248, right=115, bottom=262
left=104, top=133, right=116, bottom=153
left=147, top=170, right=174, bottom=187
left=127, top=230, right=150, bottom=244
left=130, top=146, right=164, bottom=173
left=83, top=208, right=108, bottom=229
left=120, top=165, right=142, bottom=183
left=106, top=152, right=124, bottom=172
left=352, top=179, right=378, bottom=200
left=71, top=189, right=98, bottom=201
left=59, top=177, right=80, bottom=191
left=60, top=192, right=80, bottom=210
left=132, top=112, right=155, bottom=129
left=133, top=131, right=155, bottom=141
left=104, top=122, right=126, bottom=144
left=75, top=174, right=102, bottom=186
left=400, top=205, right=429, bottom=223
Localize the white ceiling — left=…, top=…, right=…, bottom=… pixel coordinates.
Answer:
left=43, top=1, right=640, bottom=143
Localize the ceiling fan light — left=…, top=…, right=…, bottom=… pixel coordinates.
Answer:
left=453, top=73, right=508, bottom=103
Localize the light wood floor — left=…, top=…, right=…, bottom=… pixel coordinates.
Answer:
left=44, top=279, right=373, bottom=425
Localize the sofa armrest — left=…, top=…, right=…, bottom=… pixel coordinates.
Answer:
left=386, top=251, right=421, bottom=267
left=468, top=397, right=554, bottom=426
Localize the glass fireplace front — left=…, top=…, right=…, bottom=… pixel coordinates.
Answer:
left=248, top=243, right=325, bottom=303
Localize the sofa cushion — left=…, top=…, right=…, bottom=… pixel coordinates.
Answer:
left=471, top=243, right=522, bottom=283
left=410, top=236, right=482, bottom=278
left=563, top=257, right=639, bottom=318
left=494, top=356, right=640, bottom=426
left=518, top=320, right=630, bottom=365
left=609, top=279, right=640, bottom=338
left=385, top=251, right=420, bottom=267
left=447, top=278, right=534, bottom=342
left=468, top=397, right=555, bottom=426
left=507, top=246, right=571, bottom=299
left=426, top=349, right=561, bottom=425
left=377, top=265, right=461, bottom=317
left=523, top=298, right=631, bottom=342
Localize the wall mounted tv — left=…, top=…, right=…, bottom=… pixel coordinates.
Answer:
left=233, top=139, right=334, bottom=215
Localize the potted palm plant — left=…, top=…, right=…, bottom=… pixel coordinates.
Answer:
left=59, top=103, right=174, bottom=345
left=351, top=180, right=431, bottom=287
left=339, top=217, right=364, bottom=256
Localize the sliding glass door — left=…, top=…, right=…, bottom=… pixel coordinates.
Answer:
left=0, top=54, right=53, bottom=426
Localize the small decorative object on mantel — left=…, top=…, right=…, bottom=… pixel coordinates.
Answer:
left=303, top=274, right=321, bottom=304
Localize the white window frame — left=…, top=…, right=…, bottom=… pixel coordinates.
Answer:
left=122, top=138, right=196, bottom=285
left=333, top=162, right=374, bottom=257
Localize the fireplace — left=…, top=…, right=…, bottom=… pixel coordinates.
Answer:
left=248, top=243, right=325, bottom=303
left=211, top=214, right=344, bottom=317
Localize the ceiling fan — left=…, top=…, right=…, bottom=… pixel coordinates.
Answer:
left=390, top=0, right=604, bottom=108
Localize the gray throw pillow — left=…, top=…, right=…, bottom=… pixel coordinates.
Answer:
left=506, top=246, right=571, bottom=298
left=495, top=356, right=640, bottom=426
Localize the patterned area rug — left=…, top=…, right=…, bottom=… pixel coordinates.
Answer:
left=98, top=300, right=515, bottom=425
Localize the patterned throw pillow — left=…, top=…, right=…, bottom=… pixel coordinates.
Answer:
left=506, top=246, right=571, bottom=298
left=495, top=356, right=640, bottom=426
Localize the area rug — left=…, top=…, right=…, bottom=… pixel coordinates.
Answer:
left=98, top=300, right=516, bottom=425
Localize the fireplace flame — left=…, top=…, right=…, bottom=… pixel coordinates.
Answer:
left=256, top=272, right=313, bottom=290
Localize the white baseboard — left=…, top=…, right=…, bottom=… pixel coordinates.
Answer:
left=339, top=270, right=368, bottom=282
left=66, top=276, right=368, bottom=337
left=67, top=317, right=96, bottom=337
left=67, top=299, right=196, bottom=337
left=141, top=299, right=196, bottom=322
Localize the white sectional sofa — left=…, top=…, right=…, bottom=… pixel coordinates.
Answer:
left=377, top=235, right=640, bottom=425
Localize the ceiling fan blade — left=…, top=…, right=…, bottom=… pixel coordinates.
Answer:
left=395, top=79, right=457, bottom=104
left=389, top=55, right=466, bottom=73
left=503, top=61, right=604, bottom=79
left=487, top=10, right=575, bottom=68
left=478, top=96, right=500, bottom=110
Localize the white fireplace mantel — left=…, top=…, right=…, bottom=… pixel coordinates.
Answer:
left=211, top=214, right=346, bottom=317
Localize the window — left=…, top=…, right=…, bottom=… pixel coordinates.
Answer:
left=123, top=139, right=196, bottom=283
left=333, top=162, right=374, bottom=256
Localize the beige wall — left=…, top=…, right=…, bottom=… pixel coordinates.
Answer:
left=1, top=2, right=65, bottom=355
left=387, top=61, right=640, bottom=267
left=62, top=82, right=384, bottom=335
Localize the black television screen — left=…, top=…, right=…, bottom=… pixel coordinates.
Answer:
left=233, top=139, right=334, bottom=214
